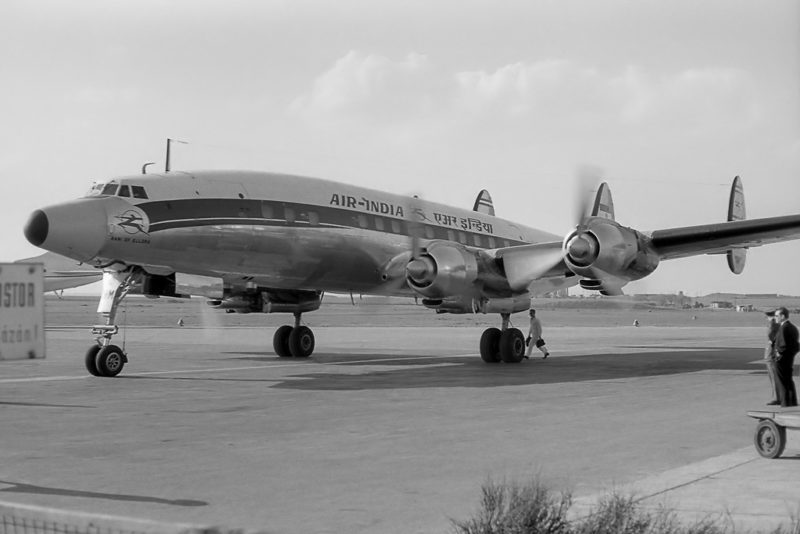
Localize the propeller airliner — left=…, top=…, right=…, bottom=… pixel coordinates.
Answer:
left=23, top=170, right=800, bottom=377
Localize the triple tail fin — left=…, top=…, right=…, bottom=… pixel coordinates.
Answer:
left=472, top=190, right=495, bottom=216
left=727, top=175, right=747, bottom=274
left=590, top=182, right=615, bottom=220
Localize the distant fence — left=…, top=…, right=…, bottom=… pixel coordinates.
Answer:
left=0, top=501, right=235, bottom=534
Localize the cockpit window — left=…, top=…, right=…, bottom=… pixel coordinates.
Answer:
left=101, top=183, right=119, bottom=196
left=131, top=186, right=148, bottom=199
left=86, top=183, right=104, bottom=196
left=118, top=185, right=131, bottom=197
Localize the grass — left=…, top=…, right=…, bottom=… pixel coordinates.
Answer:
left=451, top=478, right=799, bottom=534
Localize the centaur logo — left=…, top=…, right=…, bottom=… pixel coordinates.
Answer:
left=115, top=209, right=150, bottom=235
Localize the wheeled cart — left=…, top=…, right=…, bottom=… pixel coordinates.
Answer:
left=747, top=409, right=800, bottom=459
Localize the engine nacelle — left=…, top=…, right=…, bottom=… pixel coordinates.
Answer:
left=405, top=241, right=480, bottom=299
left=208, top=289, right=322, bottom=314
left=422, top=294, right=531, bottom=314
left=564, top=219, right=659, bottom=283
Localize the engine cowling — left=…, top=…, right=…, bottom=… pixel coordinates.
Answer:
left=208, top=289, right=322, bottom=314
left=563, top=218, right=659, bottom=284
left=405, top=241, right=480, bottom=299
left=422, top=294, right=531, bottom=314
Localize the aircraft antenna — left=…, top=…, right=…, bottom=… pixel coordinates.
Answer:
left=141, top=162, right=155, bottom=174
left=165, top=138, right=188, bottom=173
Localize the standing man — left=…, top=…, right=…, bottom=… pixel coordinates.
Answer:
left=773, top=307, right=799, bottom=408
left=764, top=310, right=780, bottom=405
left=524, top=308, right=550, bottom=360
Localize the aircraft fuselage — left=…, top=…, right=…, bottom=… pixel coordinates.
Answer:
left=27, top=170, right=560, bottom=296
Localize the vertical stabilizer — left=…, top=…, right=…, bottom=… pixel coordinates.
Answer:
left=590, top=182, right=615, bottom=220
left=472, top=190, right=495, bottom=216
left=727, top=176, right=747, bottom=274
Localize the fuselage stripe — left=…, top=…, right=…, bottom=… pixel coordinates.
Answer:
left=139, top=199, right=526, bottom=248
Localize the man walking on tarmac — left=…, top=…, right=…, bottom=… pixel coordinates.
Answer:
left=773, top=307, right=799, bottom=407
left=524, top=308, right=550, bottom=360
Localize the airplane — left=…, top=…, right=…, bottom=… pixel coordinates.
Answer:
left=16, top=251, right=103, bottom=293
left=22, top=170, right=800, bottom=377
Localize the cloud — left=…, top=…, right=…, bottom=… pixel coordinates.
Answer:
left=455, top=60, right=761, bottom=135
left=293, top=53, right=764, bottom=141
left=289, top=51, right=438, bottom=122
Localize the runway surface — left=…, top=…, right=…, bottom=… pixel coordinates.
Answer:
left=1, top=322, right=797, bottom=533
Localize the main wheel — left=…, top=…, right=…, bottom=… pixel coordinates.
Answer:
left=273, top=325, right=294, bottom=357
left=480, top=328, right=502, bottom=363
left=95, top=344, right=126, bottom=377
left=754, top=419, right=786, bottom=459
left=289, top=326, right=315, bottom=358
left=499, top=328, right=526, bottom=363
left=85, top=345, right=101, bottom=376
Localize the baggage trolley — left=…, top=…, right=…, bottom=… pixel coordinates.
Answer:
left=746, top=409, right=800, bottom=459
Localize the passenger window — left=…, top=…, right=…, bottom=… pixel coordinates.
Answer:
left=391, top=220, right=401, bottom=233
left=118, top=185, right=130, bottom=197
left=488, top=237, right=496, bottom=248
left=131, top=186, right=148, bottom=199
left=309, top=212, right=319, bottom=226
left=284, top=207, right=295, bottom=224
left=473, top=235, right=482, bottom=247
left=425, top=226, right=435, bottom=239
left=101, top=183, right=118, bottom=196
left=447, top=230, right=455, bottom=242
left=374, top=217, right=384, bottom=231
left=459, top=232, right=467, bottom=244
left=357, top=214, right=368, bottom=228
left=261, top=202, right=274, bottom=219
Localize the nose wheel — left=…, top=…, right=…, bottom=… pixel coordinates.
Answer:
left=85, top=267, right=137, bottom=377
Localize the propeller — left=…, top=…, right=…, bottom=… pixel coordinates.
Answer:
left=573, top=164, right=605, bottom=228
left=378, top=193, right=431, bottom=292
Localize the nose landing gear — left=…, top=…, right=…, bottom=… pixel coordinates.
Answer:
left=85, top=267, right=137, bottom=377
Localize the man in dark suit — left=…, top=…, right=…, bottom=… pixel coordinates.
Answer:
left=773, top=307, right=799, bottom=407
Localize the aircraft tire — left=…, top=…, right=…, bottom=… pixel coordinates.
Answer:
left=85, top=345, right=102, bottom=376
left=754, top=419, right=786, bottom=459
left=289, top=326, right=315, bottom=358
left=273, top=325, right=294, bottom=357
left=479, top=327, right=502, bottom=363
left=499, top=328, right=525, bottom=363
left=95, top=345, right=126, bottom=377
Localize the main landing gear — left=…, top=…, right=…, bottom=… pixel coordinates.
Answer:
left=85, top=267, right=136, bottom=377
left=273, top=312, right=315, bottom=358
left=479, top=312, right=526, bottom=364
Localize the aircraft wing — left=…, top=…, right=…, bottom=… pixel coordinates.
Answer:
left=493, top=241, right=571, bottom=292
left=650, top=214, right=800, bottom=260
left=16, top=251, right=103, bottom=292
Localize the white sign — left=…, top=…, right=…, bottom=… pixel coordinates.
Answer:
left=0, top=263, right=45, bottom=360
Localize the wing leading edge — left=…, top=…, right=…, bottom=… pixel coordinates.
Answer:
left=650, top=214, right=800, bottom=260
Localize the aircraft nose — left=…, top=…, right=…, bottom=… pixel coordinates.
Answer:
left=23, top=199, right=109, bottom=262
left=24, top=210, right=49, bottom=247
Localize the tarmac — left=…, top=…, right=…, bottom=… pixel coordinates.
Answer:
left=1, top=322, right=798, bottom=533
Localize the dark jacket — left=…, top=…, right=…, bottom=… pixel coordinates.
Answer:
left=775, top=320, right=800, bottom=360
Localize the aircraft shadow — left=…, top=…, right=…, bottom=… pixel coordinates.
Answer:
left=270, top=347, right=764, bottom=391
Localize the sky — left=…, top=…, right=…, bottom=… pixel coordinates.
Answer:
left=1, top=0, right=798, bottom=296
